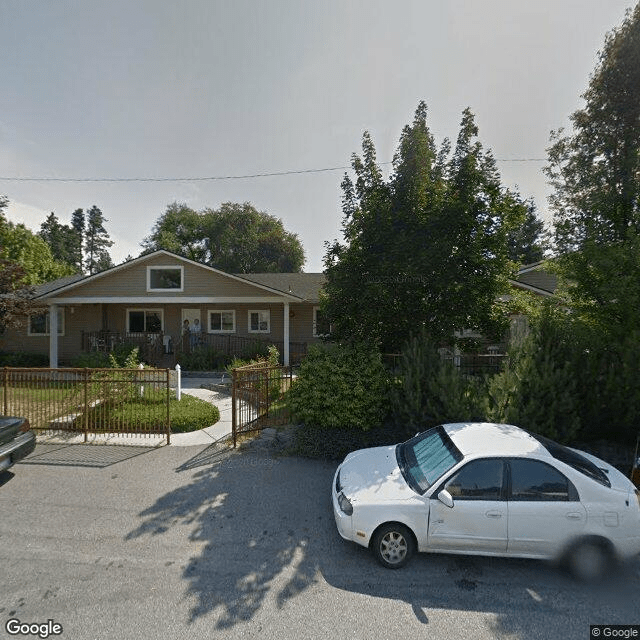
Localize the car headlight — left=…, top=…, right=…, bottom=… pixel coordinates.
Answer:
left=338, top=492, right=353, bottom=516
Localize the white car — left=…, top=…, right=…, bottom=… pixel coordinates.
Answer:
left=332, top=422, right=640, bottom=580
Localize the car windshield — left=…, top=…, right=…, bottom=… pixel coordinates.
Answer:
left=396, top=426, right=463, bottom=494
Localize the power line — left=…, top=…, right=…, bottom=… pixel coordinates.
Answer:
left=0, top=157, right=547, bottom=183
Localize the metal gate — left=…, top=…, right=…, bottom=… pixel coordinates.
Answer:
left=231, top=362, right=292, bottom=447
left=1, top=367, right=172, bottom=443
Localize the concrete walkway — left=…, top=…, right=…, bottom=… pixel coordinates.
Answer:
left=36, top=376, right=232, bottom=448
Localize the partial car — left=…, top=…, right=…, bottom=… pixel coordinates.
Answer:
left=332, top=422, right=640, bottom=581
left=0, top=416, right=36, bottom=473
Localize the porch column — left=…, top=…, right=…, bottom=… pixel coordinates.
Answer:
left=283, top=302, right=290, bottom=366
left=49, top=303, right=59, bottom=369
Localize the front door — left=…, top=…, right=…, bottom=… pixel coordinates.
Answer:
left=428, top=458, right=508, bottom=553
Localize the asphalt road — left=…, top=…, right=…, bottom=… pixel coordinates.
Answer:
left=1, top=441, right=639, bottom=640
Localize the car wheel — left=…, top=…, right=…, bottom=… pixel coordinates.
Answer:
left=372, top=523, right=415, bottom=569
left=567, top=539, right=611, bottom=582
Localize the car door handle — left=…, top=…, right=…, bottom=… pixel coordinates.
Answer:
left=566, top=512, right=583, bottom=520
left=485, top=511, right=503, bottom=518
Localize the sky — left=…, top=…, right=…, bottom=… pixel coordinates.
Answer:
left=0, top=0, right=635, bottom=272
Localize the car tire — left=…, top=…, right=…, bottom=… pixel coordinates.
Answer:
left=371, top=523, right=415, bottom=569
left=567, top=539, right=611, bottom=582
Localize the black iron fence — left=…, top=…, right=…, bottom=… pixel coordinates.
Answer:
left=1, top=367, right=171, bottom=443
left=231, top=362, right=293, bottom=447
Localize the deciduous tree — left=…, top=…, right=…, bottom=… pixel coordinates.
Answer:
left=323, top=103, right=524, bottom=351
left=142, top=202, right=305, bottom=273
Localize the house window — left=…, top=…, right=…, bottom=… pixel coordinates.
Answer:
left=127, top=309, right=163, bottom=333
left=28, top=309, right=64, bottom=336
left=147, top=266, right=183, bottom=292
left=248, top=310, right=270, bottom=333
left=313, top=306, right=331, bottom=337
left=208, top=310, right=235, bottom=333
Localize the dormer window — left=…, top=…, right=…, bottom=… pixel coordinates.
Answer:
left=147, top=266, right=183, bottom=292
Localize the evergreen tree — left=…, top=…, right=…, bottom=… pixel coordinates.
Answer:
left=506, top=199, right=546, bottom=265
left=84, top=206, right=114, bottom=275
left=323, top=103, right=524, bottom=352
left=70, top=208, right=85, bottom=273
left=38, top=212, right=79, bottom=269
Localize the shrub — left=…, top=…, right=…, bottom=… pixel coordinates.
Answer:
left=177, top=346, right=232, bottom=371
left=71, top=351, right=111, bottom=368
left=289, top=421, right=402, bottom=460
left=390, top=333, right=485, bottom=438
left=0, top=352, right=49, bottom=367
left=485, top=307, right=581, bottom=444
left=286, top=343, right=389, bottom=431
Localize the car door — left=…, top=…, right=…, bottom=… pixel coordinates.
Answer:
left=428, top=458, right=508, bottom=554
left=506, top=458, right=587, bottom=558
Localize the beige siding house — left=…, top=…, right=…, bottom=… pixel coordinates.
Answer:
left=1, top=250, right=326, bottom=367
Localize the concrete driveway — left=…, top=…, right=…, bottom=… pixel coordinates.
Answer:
left=1, top=444, right=638, bottom=640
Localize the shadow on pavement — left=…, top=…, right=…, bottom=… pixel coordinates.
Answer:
left=125, top=449, right=640, bottom=637
left=18, top=443, right=157, bottom=468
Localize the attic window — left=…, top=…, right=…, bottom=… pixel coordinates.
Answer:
left=147, top=266, right=183, bottom=292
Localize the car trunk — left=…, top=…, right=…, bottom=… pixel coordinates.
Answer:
left=0, top=417, right=27, bottom=446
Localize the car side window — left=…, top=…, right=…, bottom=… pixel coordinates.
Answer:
left=443, top=459, right=504, bottom=500
left=509, top=458, right=578, bottom=501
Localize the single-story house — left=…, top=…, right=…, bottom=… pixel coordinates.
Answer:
left=1, top=250, right=327, bottom=367
left=0, top=253, right=556, bottom=369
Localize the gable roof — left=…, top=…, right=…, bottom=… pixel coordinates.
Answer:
left=509, top=261, right=557, bottom=297
left=34, top=250, right=307, bottom=301
left=237, top=273, right=325, bottom=302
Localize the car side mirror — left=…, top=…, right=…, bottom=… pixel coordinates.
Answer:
left=437, top=489, right=454, bottom=508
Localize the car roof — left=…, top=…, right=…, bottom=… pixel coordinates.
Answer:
left=442, top=422, right=549, bottom=458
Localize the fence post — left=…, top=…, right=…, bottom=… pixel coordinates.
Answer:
left=3, top=367, right=8, bottom=416
left=175, top=364, right=181, bottom=401
left=166, top=368, right=171, bottom=446
left=138, top=363, right=144, bottom=397
left=232, top=368, right=237, bottom=448
left=83, top=368, right=89, bottom=443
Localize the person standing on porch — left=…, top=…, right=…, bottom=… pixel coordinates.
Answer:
left=191, top=318, right=201, bottom=348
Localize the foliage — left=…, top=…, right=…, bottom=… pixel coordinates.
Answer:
left=390, top=331, right=486, bottom=438
left=0, top=198, right=76, bottom=284
left=70, top=351, right=111, bottom=368
left=38, top=212, right=82, bottom=271
left=547, top=4, right=640, bottom=253
left=485, top=306, right=581, bottom=443
left=142, top=201, right=305, bottom=273
left=84, top=205, right=114, bottom=275
left=108, top=346, right=140, bottom=369
left=289, top=421, right=402, bottom=461
left=0, top=258, right=46, bottom=333
left=546, top=6, right=640, bottom=336
left=226, top=342, right=277, bottom=371
left=0, top=351, right=49, bottom=366
left=178, top=346, right=232, bottom=371
left=71, top=344, right=140, bottom=369
left=286, top=343, right=389, bottom=431
left=506, top=199, right=546, bottom=265
left=322, top=102, right=524, bottom=352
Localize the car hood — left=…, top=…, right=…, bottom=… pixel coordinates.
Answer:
left=339, top=445, right=416, bottom=504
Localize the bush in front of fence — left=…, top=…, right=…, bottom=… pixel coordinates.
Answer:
left=286, top=343, right=389, bottom=432
left=0, top=351, right=49, bottom=367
